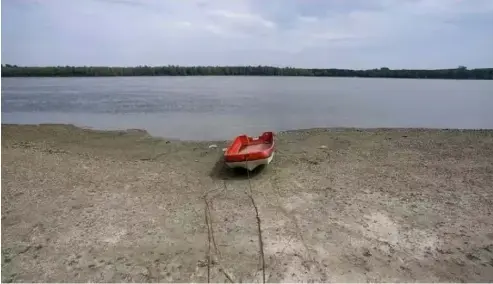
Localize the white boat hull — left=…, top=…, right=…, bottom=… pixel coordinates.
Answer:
left=225, top=152, right=274, bottom=171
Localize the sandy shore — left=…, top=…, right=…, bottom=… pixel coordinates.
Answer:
left=2, top=124, right=493, bottom=282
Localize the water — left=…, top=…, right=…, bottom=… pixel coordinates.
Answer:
left=2, top=77, right=493, bottom=140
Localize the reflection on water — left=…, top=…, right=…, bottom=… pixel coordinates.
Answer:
left=2, top=77, right=493, bottom=140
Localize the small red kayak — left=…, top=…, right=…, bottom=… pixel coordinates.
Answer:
left=224, top=132, right=275, bottom=171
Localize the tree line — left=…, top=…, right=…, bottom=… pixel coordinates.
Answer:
left=2, top=64, right=492, bottom=79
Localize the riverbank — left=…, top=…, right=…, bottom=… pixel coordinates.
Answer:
left=3, top=65, right=492, bottom=79
left=2, top=124, right=493, bottom=282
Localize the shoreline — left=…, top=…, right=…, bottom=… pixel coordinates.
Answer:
left=3, top=65, right=492, bottom=80
left=3, top=123, right=493, bottom=142
left=3, top=75, right=492, bottom=81
left=2, top=123, right=493, bottom=282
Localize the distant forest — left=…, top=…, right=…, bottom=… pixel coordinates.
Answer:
left=2, top=64, right=492, bottom=79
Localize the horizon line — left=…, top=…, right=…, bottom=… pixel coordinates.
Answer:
left=3, top=64, right=491, bottom=71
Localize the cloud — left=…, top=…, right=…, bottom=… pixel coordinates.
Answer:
left=298, top=16, right=318, bottom=23
left=2, top=0, right=492, bottom=68
left=208, top=10, right=275, bottom=29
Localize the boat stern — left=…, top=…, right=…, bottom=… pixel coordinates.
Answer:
left=225, top=152, right=274, bottom=171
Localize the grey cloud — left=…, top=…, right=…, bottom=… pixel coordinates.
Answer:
left=1, top=0, right=492, bottom=68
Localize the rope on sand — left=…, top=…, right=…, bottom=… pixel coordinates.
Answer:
left=245, top=159, right=266, bottom=284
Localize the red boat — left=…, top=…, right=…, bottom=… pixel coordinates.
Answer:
left=224, top=132, right=275, bottom=171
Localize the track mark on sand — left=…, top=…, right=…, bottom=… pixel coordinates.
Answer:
left=269, top=177, right=328, bottom=281
left=202, top=188, right=235, bottom=283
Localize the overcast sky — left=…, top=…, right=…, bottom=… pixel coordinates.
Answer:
left=2, top=0, right=492, bottom=69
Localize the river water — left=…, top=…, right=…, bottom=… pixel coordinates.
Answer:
left=2, top=77, right=492, bottom=140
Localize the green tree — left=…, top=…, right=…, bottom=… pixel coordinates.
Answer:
left=1, top=65, right=491, bottom=80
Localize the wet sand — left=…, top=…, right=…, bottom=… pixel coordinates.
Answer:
left=2, top=124, right=493, bottom=282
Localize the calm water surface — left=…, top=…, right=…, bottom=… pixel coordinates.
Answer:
left=2, top=77, right=493, bottom=140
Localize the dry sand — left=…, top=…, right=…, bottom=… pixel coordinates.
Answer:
left=2, top=124, right=493, bottom=282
